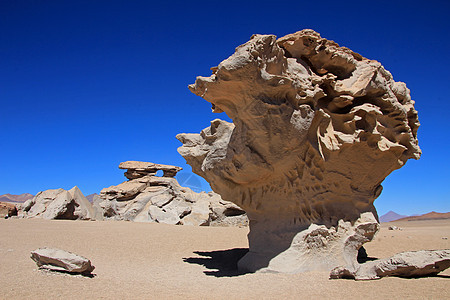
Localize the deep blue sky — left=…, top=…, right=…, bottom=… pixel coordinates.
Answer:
left=1, top=0, right=449, bottom=216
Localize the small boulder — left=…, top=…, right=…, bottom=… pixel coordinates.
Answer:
left=388, top=226, right=401, bottom=231
left=31, top=248, right=95, bottom=274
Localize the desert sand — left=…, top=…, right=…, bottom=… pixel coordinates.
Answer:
left=0, top=218, right=449, bottom=299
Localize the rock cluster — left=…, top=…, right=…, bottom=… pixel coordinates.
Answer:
left=177, top=29, right=421, bottom=273
left=12, top=161, right=247, bottom=226
left=31, top=248, right=95, bottom=274
left=19, top=186, right=95, bottom=220
left=99, top=161, right=248, bottom=226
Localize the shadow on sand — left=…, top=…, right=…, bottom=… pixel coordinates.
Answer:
left=183, top=248, right=250, bottom=277
left=38, top=268, right=96, bottom=278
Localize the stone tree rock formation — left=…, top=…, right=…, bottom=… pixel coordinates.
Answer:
left=99, top=161, right=248, bottom=226
left=177, top=30, right=421, bottom=273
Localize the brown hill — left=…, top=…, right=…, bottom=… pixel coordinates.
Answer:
left=0, top=193, right=33, bottom=203
left=395, top=211, right=450, bottom=221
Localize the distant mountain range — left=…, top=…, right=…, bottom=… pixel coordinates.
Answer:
left=395, top=211, right=450, bottom=222
left=379, top=210, right=450, bottom=222
left=0, top=193, right=33, bottom=203
left=379, top=211, right=408, bottom=222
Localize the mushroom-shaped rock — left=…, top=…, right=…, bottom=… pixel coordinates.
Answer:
left=177, top=30, right=421, bottom=273
left=31, top=248, right=95, bottom=274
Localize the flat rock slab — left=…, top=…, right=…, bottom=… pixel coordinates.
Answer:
left=119, top=161, right=181, bottom=171
left=119, top=161, right=182, bottom=178
left=330, top=249, right=450, bottom=280
left=31, top=248, right=95, bottom=274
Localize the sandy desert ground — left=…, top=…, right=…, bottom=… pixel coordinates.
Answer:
left=0, top=218, right=449, bottom=299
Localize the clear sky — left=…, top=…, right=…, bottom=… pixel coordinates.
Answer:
left=1, top=0, right=449, bottom=216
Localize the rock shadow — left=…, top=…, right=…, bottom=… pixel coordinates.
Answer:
left=357, top=246, right=378, bottom=263
left=39, top=268, right=96, bottom=278
left=183, top=248, right=249, bottom=277
left=357, top=256, right=378, bottom=263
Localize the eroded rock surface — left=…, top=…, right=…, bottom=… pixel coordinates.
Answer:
left=177, top=30, right=421, bottom=272
left=99, top=161, right=248, bottom=226
left=31, top=248, right=95, bottom=274
left=19, top=187, right=95, bottom=220
left=330, top=250, right=450, bottom=280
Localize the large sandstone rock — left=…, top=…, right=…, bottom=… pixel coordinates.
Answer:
left=19, top=187, right=95, bottom=220
left=330, top=250, right=450, bottom=280
left=177, top=30, right=421, bottom=273
left=31, top=248, right=95, bottom=274
left=99, top=161, right=248, bottom=226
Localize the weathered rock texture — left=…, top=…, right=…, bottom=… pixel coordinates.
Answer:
left=31, top=248, right=95, bottom=274
left=177, top=30, right=421, bottom=273
left=99, top=161, right=248, bottom=226
left=19, top=187, right=95, bottom=220
left=330, top=250, right=450, bottom=280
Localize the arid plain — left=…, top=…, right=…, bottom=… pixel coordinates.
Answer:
left=1, top=218, right=449, bottom=299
